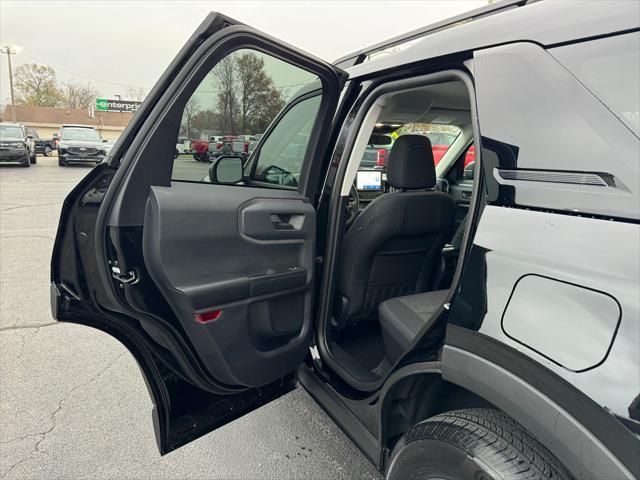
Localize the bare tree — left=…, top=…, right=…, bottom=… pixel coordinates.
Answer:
left=125, top=86, right=146, bottom=102
left=14, top=63, right=62, bottom=107
left=181, top=97, right=199, bottom=138
left=60, top=80, right=99, bottom=109
left=214, top=55, right=238, bottom=134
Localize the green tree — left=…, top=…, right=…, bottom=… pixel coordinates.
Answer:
left=14, top=63, right=62, bottom=107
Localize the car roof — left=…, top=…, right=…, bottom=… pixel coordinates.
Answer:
left=0, top=122, right=23, bottom=127
left=60, top=124, right=95, bottom=128
left=343, top=0, right=639, bottom=79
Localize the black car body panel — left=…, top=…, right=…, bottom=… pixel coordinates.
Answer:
left=51, top=1, right=639, bottom=477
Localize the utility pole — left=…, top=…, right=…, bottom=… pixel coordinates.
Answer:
left=1, top=45, right=19, bottom=122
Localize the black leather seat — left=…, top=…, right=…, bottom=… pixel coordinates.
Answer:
left=335, top=134, right=455, bottom=326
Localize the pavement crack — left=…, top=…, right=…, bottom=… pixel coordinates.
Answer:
left=0, top=323, right=59, bottom=332
left=0, top=235, right=53, bottom=241
left=0, top=202, right=61, bottom=213
left=0, top=353, right=125, bottom=479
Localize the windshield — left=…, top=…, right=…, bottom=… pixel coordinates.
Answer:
left=0, top=125, right=23, bottom=139
left=61, top=127, right=100, bottom=141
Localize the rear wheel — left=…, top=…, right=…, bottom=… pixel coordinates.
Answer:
left=44, top=145, right=52, bottom=156
left=386, top=408, right=573, bottom=480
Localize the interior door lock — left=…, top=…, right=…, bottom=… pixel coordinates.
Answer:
left=111, top=266, right=138, bottom=285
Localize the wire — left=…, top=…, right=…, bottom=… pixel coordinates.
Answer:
left=21, top=54, right=311, bottom=93
left=22, top=54, right=150, bottom=91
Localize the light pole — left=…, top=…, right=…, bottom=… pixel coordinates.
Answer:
left=1, top=45, right=20, bottom=122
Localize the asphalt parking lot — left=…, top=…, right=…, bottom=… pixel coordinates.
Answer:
left=0, top=155, right=382, bottom=480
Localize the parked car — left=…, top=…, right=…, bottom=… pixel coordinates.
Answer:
left=232, top=135, right=258, bottom=160
left=207, top=135, right=234, bottom=160
left=0, top=123, right=36, bottom=166
left=102, top=139, right=117, bottom=156
left=51, top=3, right=639, bottom=480
left=190, top=138, right=210, bottom=161
left=57, top=124, right=106, bottom=166
left=359, top=134, right=393, bottom=169
left=28, top=129, right=57, bottom=157
left=175, top=137, right=191, bottom=158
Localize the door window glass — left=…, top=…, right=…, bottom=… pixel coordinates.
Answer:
left=171, top=48, right=318, bottom=183
left=251, top=95, right=321, bottom=187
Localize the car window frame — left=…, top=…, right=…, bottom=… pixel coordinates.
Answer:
left=245, top=89, right=324, bottom=191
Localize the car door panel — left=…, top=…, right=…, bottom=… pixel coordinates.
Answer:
left=51, top=11, right=346, bottom=455
left=143, top=182, right=316, bottom=387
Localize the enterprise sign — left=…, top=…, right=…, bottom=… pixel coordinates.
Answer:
left=96, top=98, right=141, bottom=113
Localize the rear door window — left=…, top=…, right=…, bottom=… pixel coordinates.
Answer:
left=172, top=48, right=320, bottom=185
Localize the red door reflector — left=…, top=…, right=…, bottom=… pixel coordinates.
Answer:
left=194, top=309, right=222, bottom=323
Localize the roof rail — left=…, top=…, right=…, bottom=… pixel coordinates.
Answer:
left=333, top=0, right=529, bottom=68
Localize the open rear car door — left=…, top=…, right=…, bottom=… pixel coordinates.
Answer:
left=51, top=13, right=346, bottom=454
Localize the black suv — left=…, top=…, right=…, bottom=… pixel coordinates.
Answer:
left=0, top=123, right=37, bottom=166
left=57, top=124, right=106, bottom=166
left=51, top=2, right=639, bottom=479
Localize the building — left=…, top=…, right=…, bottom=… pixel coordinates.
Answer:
left=0, top=105, right=133, bottom=140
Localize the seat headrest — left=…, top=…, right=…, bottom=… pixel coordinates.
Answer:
left=386, top=134, right=436, bottom=189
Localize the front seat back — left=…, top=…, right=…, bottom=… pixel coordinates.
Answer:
left=335, top=134, right=454, bottom=326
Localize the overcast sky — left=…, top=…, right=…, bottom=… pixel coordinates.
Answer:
left=0, top=1, right=487, bottom=104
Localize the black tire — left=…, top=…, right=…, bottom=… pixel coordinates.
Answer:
left=386, top=409, right=573, bottom=480
left=44, top=145, right=52, bottom=156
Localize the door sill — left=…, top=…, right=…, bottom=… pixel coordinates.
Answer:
left=297, top=364, right=381, bottom=468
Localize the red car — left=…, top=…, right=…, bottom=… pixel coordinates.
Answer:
left=190, top=139, right=210, bottom=162
left=426, top=131, right=474, bottom=167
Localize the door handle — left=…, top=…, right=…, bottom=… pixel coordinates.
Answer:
left=270, top=214, right=303, bottom=230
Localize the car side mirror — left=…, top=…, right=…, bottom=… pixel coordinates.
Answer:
left=27, top=135, right=33, bottom=140
left=102, top=139, right=108, bottom=143
left=209, top=155, right=243, bottom=184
